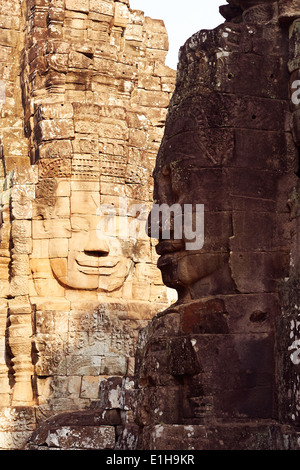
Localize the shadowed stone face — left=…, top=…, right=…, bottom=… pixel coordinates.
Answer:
left=132, top=0, right=300, bottom=437
left=151, top=118, right=234, bottom=301
left=148, top=17, right=295, bottom=303
left=134, top=9, right=300, bottom=443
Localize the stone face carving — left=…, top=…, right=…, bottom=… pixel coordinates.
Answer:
left=150, top=18, right=292, bottom=303
left=151, top=106, right=236, bottom=300
left=0, top=0, right=176, bottom=448
left=131, top=0, right=300, bottom=450
left=33, top=176, right=134, bottom=292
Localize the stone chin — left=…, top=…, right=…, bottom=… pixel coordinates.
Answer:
left=157, top=250, right=230, bottom=298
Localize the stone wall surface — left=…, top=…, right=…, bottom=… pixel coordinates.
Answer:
left=0, top=0, right=176, bottom=449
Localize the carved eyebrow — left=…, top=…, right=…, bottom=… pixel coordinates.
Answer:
left=70, top=217, right=90, bottom=231
left=69, top=223, right=89, bottom=232
left=71, top=224, right=85, bottom=231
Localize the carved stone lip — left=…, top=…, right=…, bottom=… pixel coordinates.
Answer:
left=76, top=256, right=119, bottom=270
left=77, top=266, right=101, bottom=274
left=156, top=240, right=185, bottom=256
left=156, top=241, right=185, bottom=269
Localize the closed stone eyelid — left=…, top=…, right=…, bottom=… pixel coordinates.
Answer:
left=67, top=225, right=89, bottom=232
left=72, top=226, right=88, bottom=231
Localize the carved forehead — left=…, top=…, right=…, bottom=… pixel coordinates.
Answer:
left=155, top=130, right=232, bottom=174
left=155, top=98, right=234, bottom=173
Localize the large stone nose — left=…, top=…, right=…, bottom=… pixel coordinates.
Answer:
left=84, top=230, right=110, bottom=254
left=147, top=204, right=181, bottom=242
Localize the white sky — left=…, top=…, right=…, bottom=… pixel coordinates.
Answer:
left=129, top=0, right=224, bottom=69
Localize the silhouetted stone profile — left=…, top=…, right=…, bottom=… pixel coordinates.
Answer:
left=128, top=0, right=300, bottom=450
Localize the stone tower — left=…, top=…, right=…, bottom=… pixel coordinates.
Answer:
left=0, top=0, right=176, bottom=449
